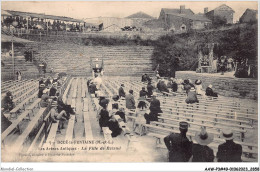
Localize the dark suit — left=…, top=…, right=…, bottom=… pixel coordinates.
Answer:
left=217, top=140, right=242, bottom=162
left=147, top=83, right=154, bottom=97
left=49, top=87, right=57, bottom=96
left=206, top=87, right=218, bottom=97
left=164, top=133, right=193, bottom=162
left=149, top=98, right=162, bottom=114
left=192, top=144, right=214, bottom=162
left=118, top=87, right=126, bottom=98
left=139, top=90, right=147, bottom=97
left=172, top=82, right=178, bottom=92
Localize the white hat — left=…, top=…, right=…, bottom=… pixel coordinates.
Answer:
left=194, top=127, right=214, bottom=146
left=220, top=129, right=234, bottom=140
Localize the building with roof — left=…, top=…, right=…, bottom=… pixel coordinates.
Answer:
left=84, top=17, right=133, bottom=32
left=157, top=6, right=211, bottom=32
left=205, top=4, right=235, bottom=24
left=239, top=9, right=258, bottom=23
left=126, top=11, right=154, bottom=28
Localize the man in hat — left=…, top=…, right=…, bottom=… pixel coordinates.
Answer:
left=149, top=93, right=162, bottom=114
left=125, top=90, right=136, bottom=110
left=185, top=87, right=199, bottom=104
left=192, top=127, right=214, bottom=162
left=164, top=122, right=193, bottom=162
left=2, top=91, right=14, bottom=111
left=118, top=84, right=126, bottom=98
left=216, top=129, right=242, bottom=162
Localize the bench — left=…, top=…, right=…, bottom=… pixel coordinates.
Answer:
left=72, top=78, right=78, bottom=98
left=65, top=115, right=76, bottom=141
left=81, top=78, right=86, bottom=98
left=12, top=108, right=46, bottom=152
left=9, top=91, right=38, bottom=119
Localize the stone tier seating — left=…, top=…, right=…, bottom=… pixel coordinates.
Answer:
left=34, top=41, right=154, bottom=76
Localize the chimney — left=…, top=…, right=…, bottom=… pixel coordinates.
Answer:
left=204, top=7, right=208, bottom=14
left=180, top=5, right=185, bottom=14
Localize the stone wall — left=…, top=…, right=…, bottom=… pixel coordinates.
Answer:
left=176, top=71, right=258, bottom=100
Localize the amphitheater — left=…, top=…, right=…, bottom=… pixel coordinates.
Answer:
left=1, top=32, right=258, bottom=163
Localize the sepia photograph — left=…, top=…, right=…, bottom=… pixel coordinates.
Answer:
left=0, top=0, right=259, bottom=171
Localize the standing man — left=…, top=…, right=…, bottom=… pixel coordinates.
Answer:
left=164, top=122, right=193, bottom=162
left=118, top=84, right=126, bottom=98
left=216, top=129, right=242, bottom=162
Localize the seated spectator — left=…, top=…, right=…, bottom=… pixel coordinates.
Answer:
left=188, top=79, right=195, bottom=88
left=40, top=89, right=50, bottom=108
left=98, top=99, right=110, bottom=132
left=107, top=116, right=122, bottom=137
left=141, top=74, right=147, bottom=82
left=194, top=80, right=204, bottom=95
left=38, top=84, right=45, bottom=98
left=144, top=109, right=160, bottom=124
left=45, top=77, right=51, bottom=87
left=160, top=80, right=169, bottom=93
left=89, top=81, right=97, bottom=97
left=183, top=79, right=192, bottom=94
left=49, top=83, right=57, bottom=96
left=205, top=84, right=218, bottom=97
left=50, top=101, right=69, bottom=127
left=171, top=79, right=178, bottom=92
left=177, top=79, right=184, bottom=93
left=39, top=77, right=44, bottom=88
left=217, top=129, right=242, bottom=162
left=147, top=81, right=154, bottom=98
left=185, top=88, right=199, bottom=104
left=149, top=93, right=162, bottom=114
left=138, top=87, right=147, bottom=110
left=118, top=84, right=126, bottom=98
left=2, top=91, right=14, bottom=111
left=115, top=107, right=126, bottom=123
left=56, top=92, right=75, bottom=116
left=125, top=90, right=136, bottom=110
left=192, top=127, right=214, bottom=162
left=156, top=79, right=162, bottom=91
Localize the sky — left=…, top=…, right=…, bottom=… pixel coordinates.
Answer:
left=1, top=1, right=258, bottom=22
